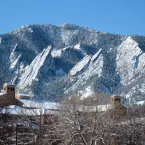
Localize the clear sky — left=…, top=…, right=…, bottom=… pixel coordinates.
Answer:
left=0, top=0, right=145, bottom=36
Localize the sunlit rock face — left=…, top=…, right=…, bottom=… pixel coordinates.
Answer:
left=0, top=23, right=145, bottom=103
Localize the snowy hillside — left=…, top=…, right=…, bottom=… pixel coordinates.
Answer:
left=0, top=23, right=145, bottom=103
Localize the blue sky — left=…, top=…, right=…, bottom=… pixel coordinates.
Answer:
left=0, top=0, right=145, bottom=35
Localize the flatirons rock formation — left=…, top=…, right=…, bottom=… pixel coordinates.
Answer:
left=0, top=23, right=145, bottom=103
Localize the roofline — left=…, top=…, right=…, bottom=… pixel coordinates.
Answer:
left=3, top=83, right=15, bottom=87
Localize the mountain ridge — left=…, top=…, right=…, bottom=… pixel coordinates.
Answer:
left=1, top=23, right=145, bottom=38
left=0, top=23, right=145, bottom=104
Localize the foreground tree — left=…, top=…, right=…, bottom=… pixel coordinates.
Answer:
left=53, top=94, right=114, bottom=145
left=0, top=108, right=17, bottom=145
left=52, top=94, right=145, bottom=145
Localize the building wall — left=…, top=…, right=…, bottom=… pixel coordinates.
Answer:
left=0, top=84, right=23, bottom=106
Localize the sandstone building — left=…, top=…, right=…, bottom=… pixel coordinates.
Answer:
left=0, top=83, right=23, bottom=107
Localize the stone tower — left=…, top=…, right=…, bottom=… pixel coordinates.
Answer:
left=110, top=96, right=121, bottom=106
left=0, top=83, right=23, bottom=107
left=110, top=95, right=127, bottom=119
left=2, top=83, right=15, bottom=98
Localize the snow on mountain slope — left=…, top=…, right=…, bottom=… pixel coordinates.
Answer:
left=116, top=36, right=145, bottom=85
left=18, top=46, right=52, bottom=87
left=65, top=48, right=104, bottom=95
left=0, top=23, right=145, bottom=103
left=69, top=55, right=91, bottom=76
left=10, top=54, right=22, bottom=70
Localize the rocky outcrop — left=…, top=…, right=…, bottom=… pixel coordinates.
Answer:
left=0, top=23, right=145, bottom=103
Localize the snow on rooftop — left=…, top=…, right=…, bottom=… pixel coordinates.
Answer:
left=7, top=107, right=59, bottom=116
left=20, top=99, right=59, bottom=110
left=0, top=92, right=6, bottom=96
left=97, top=104, right=113, bottom=112
left=4, top=83, right=15, bottom=86
left=16, top=107, right=44, bottom=116
left=63, top=104, right=113, bottom=112
left=1, top=106, right=45, bottom=116
left=1, top=98, right=113, bottom=116
left=1, top=100, right=60, bottom=116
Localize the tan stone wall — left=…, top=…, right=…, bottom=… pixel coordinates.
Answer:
left=0, top=84, right=23, bottom=107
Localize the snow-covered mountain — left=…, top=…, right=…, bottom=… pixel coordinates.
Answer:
left=0, top=23, right=145, bottom=103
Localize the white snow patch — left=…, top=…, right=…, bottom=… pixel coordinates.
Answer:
left=51, top=49, right=62, bottom=57
left=21, top=26, right=25, bottom=29
left=62, top=46, right=69, bottom=51
left=136, top=101, right=145, bottom=105
left=19, top=26, right=33, bottom=33
left=1, top=100, right=112, bottom=116
left=97, top=104, right=113, bottom=112
left=0, top=92, right=6, bottom=96
left=13, top=44, right=18, bottom=52
left=74, top=43, right=81, bottom=50
left=79, top=86, right=94, bottom=100
left=122, top=83, right=145, bottom=101
left=28, top=28, right=33, bottom=33
left=0, top=38, right=1, bottom=43
left=19, top=63, right=25, bottom=73
left=20, top=99, right=59, bottom=110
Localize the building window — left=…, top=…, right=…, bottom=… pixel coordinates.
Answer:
left=115, top=98, right=120, bottom=101
left=7, top=88, right=15, bottom=91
